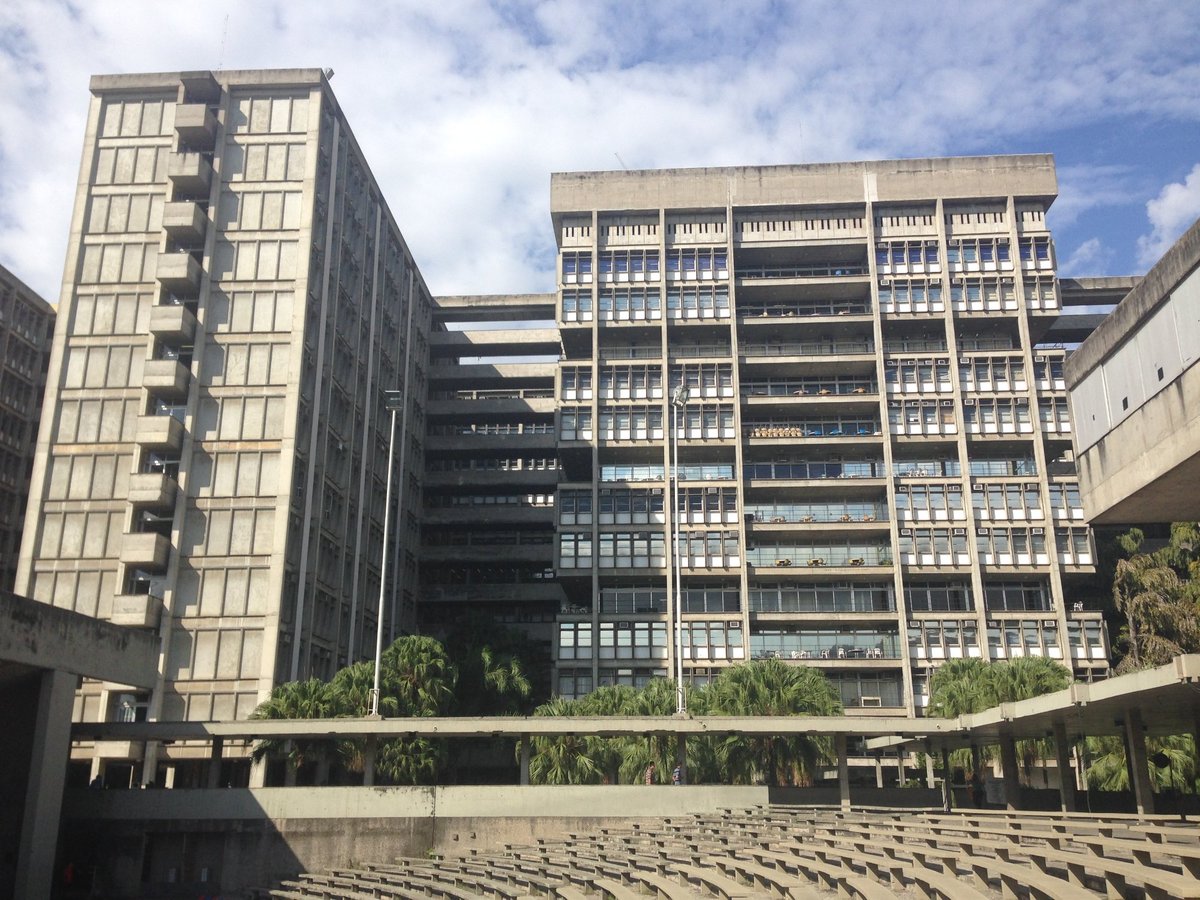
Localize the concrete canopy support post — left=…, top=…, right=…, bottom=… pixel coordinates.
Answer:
left=363, top=737, right=377, bottom=787
left=941, top=747, right=952, bottom=812
left=875, top=755, right=883, bottom=789
left=206, top=736, right=224, bottom=790
left=15, top=668, right=76, bottom=900
left=836, top=734, right=850, bottom=811
left=676, top=732, right=687, bottom=785
left=1124, top=707, right=1156, bottom=816
left=1052, top=720, right=1077, bottom=812
left=519, top=734, right=530, bottom=787
left=924, top=748, right=935, bottom=789
left=999, top=730, right=1022, bottom=811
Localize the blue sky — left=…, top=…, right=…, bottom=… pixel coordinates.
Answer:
left=2, top=0, right=1199, bottom=302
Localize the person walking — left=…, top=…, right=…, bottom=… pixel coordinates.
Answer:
left=672, top=764, right=682, bottom=786
left=644, top=763, right=656, bottom=785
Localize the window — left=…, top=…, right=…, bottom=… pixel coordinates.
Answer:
left=558, top=622, right=593, bottom=660
left=984, top=580, right=1051, bottom=612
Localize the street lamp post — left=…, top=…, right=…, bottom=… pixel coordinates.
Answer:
left=670, top=385, right=691, bottom=716
left=369, top=389, right=404, bottom=718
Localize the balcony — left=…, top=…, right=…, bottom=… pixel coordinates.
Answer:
left=120, top=532, right=170, bottom=571
left=109, top=593, right=162, bottom=628
left=136, top=414, right=184, bottom=452
left=161, top=201, right=207, bottom=244
left=143, top=359, right=190, bottom=400
left=148, top=304, right=197, bottom=343
left=174, top=103, right=217, bottom=148
left=127, top=471, right=177, bottom=509
left=156, top=252, right=202, bottom=296
left=168, top=151, right=213, bottom=196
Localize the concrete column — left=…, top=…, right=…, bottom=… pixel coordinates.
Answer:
left=999, top=731, right=1021, bottom=811
left=1052, top=721, right=1077, bottom=812
left=15, top=668, right=76, bottom=900
left=924, top=748, right=935, bottom=789
left=519, top=734, right=530, bottom=787
left=1124, top=708, right=1155, bottom=816
left=874, top=755, right=884, bottom=789
left=206, top=737, right=224, bottom=790
left=249, top=755, right=267, bottom=788
left=941, top=748, right=952, bottom=812
left=896, top=748, right=905, bottom=785
left=675, top=733, right=687, bottom=785
left=835, top=734, right=850, bottom=811
left=363, top=737, right=377, bottom=787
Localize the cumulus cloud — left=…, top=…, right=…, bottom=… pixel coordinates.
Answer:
left=1060, top=238, right=1112, bottom=276
left=1136, top=164, right=1200, bottom=268
left=1, top=0, right=1200, bottom=301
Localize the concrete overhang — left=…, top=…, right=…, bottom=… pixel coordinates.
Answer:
left=72, top=714, right=955, bottom=743
left=868, top=655, right=1200, bottom=753
left=0, top=591, right=158, bottom=688
left=434, top=294, right=558, bottom=323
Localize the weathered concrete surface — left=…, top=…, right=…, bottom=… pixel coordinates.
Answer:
left=0, top=590, right=158, bottom=688
left=551, top=155, right=1057, bottom=223
left=61, top=784, right=941, bottom=896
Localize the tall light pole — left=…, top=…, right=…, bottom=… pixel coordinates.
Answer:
left=670, top=384, right=691, bottom=716
left=369, top=389, right=404, bottom=718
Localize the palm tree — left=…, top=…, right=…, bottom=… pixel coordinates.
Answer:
left=706, top=660, right=842, bottom=786
left=249, top=678, right=338, bottom=784
left=381, top=634, right=457, bottom=716
left=1113, top=554, right=1193, bottom=672
left=1084, top=733, right=1198, bottom=793
left=525, top=697, right=605, bottom=785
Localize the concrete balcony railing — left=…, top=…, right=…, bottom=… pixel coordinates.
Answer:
left=148, top=304, right=197, bottom=343
left=119, top=532, right=171, bottom=571
left=156, top=252, right=202, bottom=297
left=109, top=593, right=162, bottom=629
left=126, top=472, right=177, bottom=509
left=161, top=201, right=207, bottom=244
left=135, top=415, right=184, bottom=452
left=168, top=152, right=213, bottom=197
left=143, top=359, right=190, bottom=399
left=174, top=103, right=217, bottom=148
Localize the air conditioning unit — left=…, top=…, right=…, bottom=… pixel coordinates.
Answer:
left=960, top=357, right=971, bottom=365
left=941, top=400, right=954, bottom=407
left=860, top=696, right=883, bottom=707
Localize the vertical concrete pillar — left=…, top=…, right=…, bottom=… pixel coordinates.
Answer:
left=1124, top=708, right=1155, bottom=816
left=206, top=736, right=225, bottom=789
left=249, top=755, right=268, bottom=788
left=1052, top=721, right=1077, bottom=812
left=999, top=731, right=1021, bottom=811
left=924, top=748, right=935, bottom=789
left=519, top=734, right=530, bottom=787
left=15, top=669, right=76, bottom=900
left=874, top=755, right=883, bottom=789
left=835, top=734, right=850, bottom=811
left=676, top=733, right=687, bottom=785
left=363, top=737, right=377, bottom=787
left=941, top=748, right=952, bottom=812
left=896, top=748, right=905, bottom=785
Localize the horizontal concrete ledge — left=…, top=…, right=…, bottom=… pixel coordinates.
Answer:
left=0, top=590, right=158, bottom=687
left=72, top=713, right=957, bottom=743
left=64, top=784, right=776, bottom=821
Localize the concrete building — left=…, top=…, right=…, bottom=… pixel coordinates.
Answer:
left=1066, top=217, right=1200, bottom=523
left=0, top=263, right=55, bottom=594
left=15, top=69, right=433, bottom=787
left=546, top=157, right=1109, bottom=713
left=419, top=294, right=563, bottom=676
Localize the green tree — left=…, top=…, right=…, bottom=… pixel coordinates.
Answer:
left=706, top=660, right=842, bottom=786
left=250, top=678, right=339, bottom=783
left=381, top=634, right=457, bottom=715
left=525, top=697, right=605, bottom=785
left=1084, top=734, right=1197, bottom=793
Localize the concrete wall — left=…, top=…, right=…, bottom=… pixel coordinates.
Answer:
left=1066, top=217, right=1200, bottom=523
left=61, top=784, right=943, bottom=895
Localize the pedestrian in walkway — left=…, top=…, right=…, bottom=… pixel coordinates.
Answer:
left=644, top=763, right=656, bottom=785
left=672, top=764, right=682, bottom=786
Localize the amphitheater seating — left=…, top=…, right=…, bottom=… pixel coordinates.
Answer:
left=270, top=802, right=1200, bottom=900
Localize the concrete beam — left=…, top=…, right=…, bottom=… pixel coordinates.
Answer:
left=0, top=591, right=158, bottom=688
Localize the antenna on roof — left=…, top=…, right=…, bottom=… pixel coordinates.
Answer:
left=324, top=68, right=335, bottom=80
left=614, top=152, right=629, bottom=171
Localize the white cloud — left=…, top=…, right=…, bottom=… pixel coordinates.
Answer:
left=1060, top=237, right=1112, bottom=276
left=1136, top=164, right=1200, bottom=268
left=1, top=0, right=1199, bottom=301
